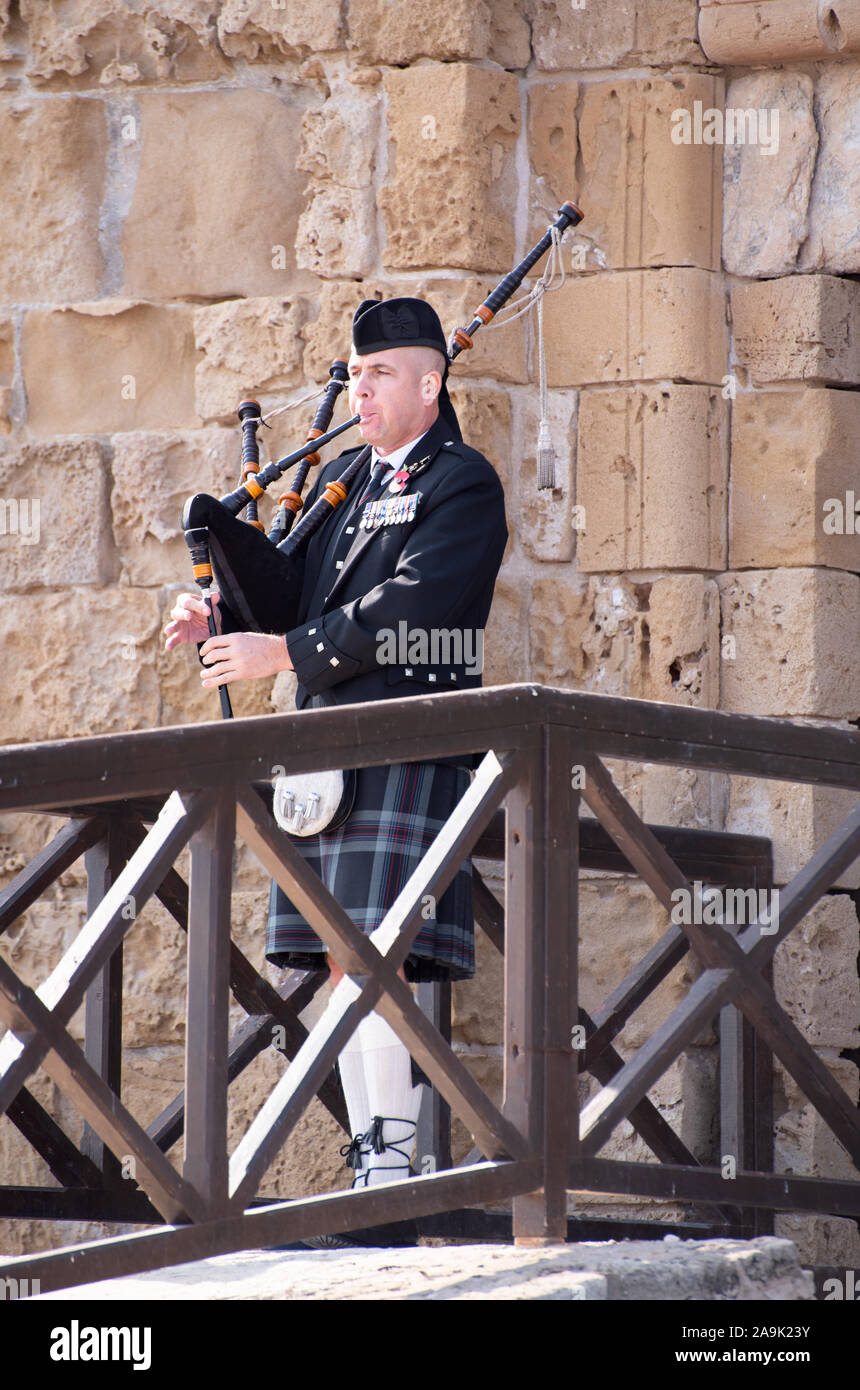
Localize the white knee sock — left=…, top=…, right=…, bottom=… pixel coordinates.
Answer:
left=357, top=1010, right=423, bottom=1186
left=338, top=1024, right=372, bottom=1185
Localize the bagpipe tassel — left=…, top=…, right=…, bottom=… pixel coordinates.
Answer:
left=536, top=417, right=557, bottom=491
left=536, top=292, right=556, bottom=490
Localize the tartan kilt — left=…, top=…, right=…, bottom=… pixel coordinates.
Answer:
left=265, top=759, right=475, bottom=982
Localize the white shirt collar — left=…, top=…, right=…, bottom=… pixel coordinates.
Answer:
left=372, top=426, right=432, bottom=474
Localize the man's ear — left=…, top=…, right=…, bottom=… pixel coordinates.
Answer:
left=421, top=371, right=442, bottom=404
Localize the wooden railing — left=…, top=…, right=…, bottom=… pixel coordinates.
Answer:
left=0, top=684, right=857, bottom=1292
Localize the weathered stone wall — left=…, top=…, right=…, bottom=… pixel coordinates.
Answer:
left=0, top=1, right=857, bottom=1265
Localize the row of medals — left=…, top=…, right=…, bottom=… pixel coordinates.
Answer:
left=359, top=467, right=421, bottom=531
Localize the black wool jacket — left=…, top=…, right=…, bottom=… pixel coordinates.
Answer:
left=217, top=411, right=508, bottom=764
left=287, top=412, right=507, bottom=703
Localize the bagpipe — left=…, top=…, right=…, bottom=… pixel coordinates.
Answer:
left=182, top=200, right=583, bottom=719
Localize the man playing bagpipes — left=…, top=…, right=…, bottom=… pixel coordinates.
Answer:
left=164, top=296, right=509, bottom=1196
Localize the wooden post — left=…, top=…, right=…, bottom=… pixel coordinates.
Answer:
left=505, top=745, right=545, bottom=1241
left=542, top=724, right=579, bottom=1238
left=506, top=726, right=579, bottom=1243
left=416, top=981, right=452, bottom=1175
left=184, top=786, right=235, bottom=1215
left=81, top=820, right=126, bottom=1179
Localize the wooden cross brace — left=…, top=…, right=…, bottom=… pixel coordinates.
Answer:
left=228, top=747, right=531, bottom=1211
left=578, top=756, right=860, bottom=1167
left=0, top=790, right=212, bottom=1224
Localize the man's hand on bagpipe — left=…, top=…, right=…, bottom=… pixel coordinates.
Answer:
left=163, top=594, right=294, bottom=684
left=198, top=630, right=294, bottom=689
left=163, top=590, right=224, bottom=650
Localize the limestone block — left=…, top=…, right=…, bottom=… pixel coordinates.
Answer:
left=576, top=386, right=727, bottom=572
left=0, top=314, right=12, bottom=378
left=532, top=569, right=725, bottom=719
left=531, top=573, right=645, bottom=696
left=775, top=1213, right=860, bottom=1268
left=413, top=277, right=529, bottom=384
left=0, top=589, right=161, bottom=743
left=111, top=429, right=237, bottom=587
left=647, top=575, right=720, bottom=708
left=20, top=1, right=228, bottom=85
left=301, top=279, right=391, bottom=383
left=723, top=72, right=817, bottom=277
left=348, top=0, right=489, bottom=62
left=817, top=0, right=860, bottom=51
left=0, top=0, right=12, bottom=60
left=487, top=0, right=532, bottom=68
left=700, top=0, right=858, bottom=64
left=526, top=80, right=580, bottom=252
left=514, top=390, right=577, bottom=563
left=731, top=275, right=860, bottom=385
left=483, top=566, right=529, bottom=687
left=446, top=380, right=514, bottom=561
left=543, top=270, right=728, bottom=387
left=122, top=92, right=308, bottom=300
left=22, top=303, right=200, bottom=436
left=379, top=65, right=520, bottom=273
left=0, top=437, right=114, bottom=591
left=270, top=668, right=299, bottom=717
left=0, top=97, right=106, bottom=302
left=0, top=314, right=12, bottom=434
left=348, top=0, right=530, bottom=68
left=0, top=813, right=58, bottom=882
left=119, top=897, right=188, bottom=1046
left=531, top=0, right=703, bottom=70
left=194, top=299, right=305, bottom=424
left=801, top=65, right=860, bottom=273
left=718, top=568, right=860, bottom=717
left=296, top=185, right=379, bottom=280
left=217, top=0, right=342, bottom=60
left=447, top=383, right=511, bottom=496
left=774, top=897, right=860, bottom=1049
left=296, top=75, right=381, bottom=280
left=729, top=389, right=860, bottom=571
left=297, top=76, right=379, bottom=191
left=774, top=1054, right=859, bottom=1179
left=726, top=777, right=860, bottom=890
left=451, top=914, right=504, bottom=1047
left=532, top=75, right=723, bottom=271
left=158, top=586, right=278, bottom=729
left=639, top=763, right=729, bottom=832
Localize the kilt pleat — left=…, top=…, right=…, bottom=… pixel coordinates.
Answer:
left=265, top=759, right=475, bottom=982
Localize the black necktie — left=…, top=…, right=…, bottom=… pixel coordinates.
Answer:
left=357, top=458, right=390, bottom=505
